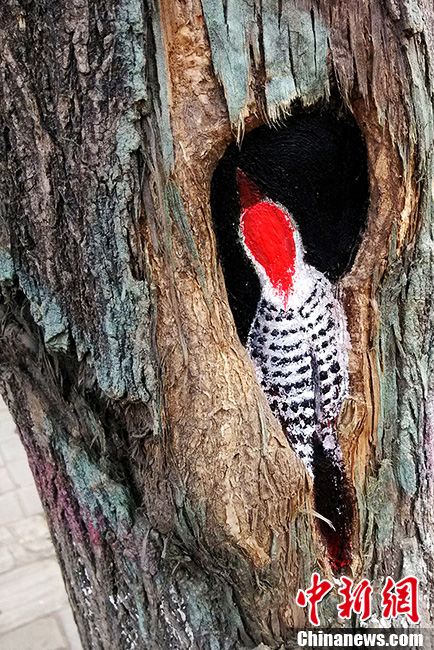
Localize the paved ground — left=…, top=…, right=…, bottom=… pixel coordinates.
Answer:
left=0, top=398, right=82, bottom=649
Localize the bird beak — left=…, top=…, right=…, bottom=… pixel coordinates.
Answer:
left=236, top=169, right=264, bottom=211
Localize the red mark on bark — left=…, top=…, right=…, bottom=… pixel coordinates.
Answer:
left=86, top=514, right=102, bottom=546
left=324, top=529, right=353, bottom=573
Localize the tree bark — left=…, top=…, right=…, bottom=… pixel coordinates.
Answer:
left=0, top=0, right=433, bottom=648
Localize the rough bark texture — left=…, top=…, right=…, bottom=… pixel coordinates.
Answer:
left=0, top=0, right=433, bottom=648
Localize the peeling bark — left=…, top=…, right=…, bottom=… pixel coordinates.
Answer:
left=0, top=0, right=433, bottom=648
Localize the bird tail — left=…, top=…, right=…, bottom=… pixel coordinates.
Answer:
left=312, top=430, right=354, bottom=572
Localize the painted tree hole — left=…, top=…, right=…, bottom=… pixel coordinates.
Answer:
left=211, top=109, right=369, bottom=344
left=211, top=109, right=369, bottom=570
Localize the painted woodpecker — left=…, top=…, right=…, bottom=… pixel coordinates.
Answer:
left=237, top=170, right=353, bottom=568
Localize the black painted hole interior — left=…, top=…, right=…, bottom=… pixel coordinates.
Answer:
left=211, top=109, right=369, bottom=570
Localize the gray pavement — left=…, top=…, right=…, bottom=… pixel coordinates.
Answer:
left=0, top=398, right=82, bottom=649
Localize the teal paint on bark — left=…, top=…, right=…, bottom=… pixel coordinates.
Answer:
left=165, top=182, right=207, bottom=294
left=0, top=0, right=162, bottom=407
left=262, top=2, right=329, bottom=119
left=0, top=250, right=14, bottom=282
left=365, top=461, right=395, bottom=549
left=165, top=576, right=241, bottom=647
left=405, top=37, right=434, bottom=164
left=72, top=0, right=161, bottom=404
left=377, top=252, right=418, bottom=498
left=201, top=0, right=329, bottom=126
left=86, top=176, right=155, bottom=401
left=87, top=0, right=170, bottom=406
left=116, top=0, right=148, bottom=105
left=201, top=0, right=253, bottom=126
left=16, top=272, right=70, bottom=353
left=377, top=174, right=434, bottom=499
left=57, top=435, right=133, bottom=536
left=150, top=0, right=175, bottom=170
left=132, top=590, right=148, bottom=640
left=373, top=6, right=434, bottom=496
left=37, top=300, right=70, bottom=353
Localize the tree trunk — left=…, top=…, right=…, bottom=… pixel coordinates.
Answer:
left=0, top=0, right=433, bottom=648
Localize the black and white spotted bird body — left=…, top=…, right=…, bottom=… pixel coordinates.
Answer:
left=247, top=268, right=349, bottom=475
left=237, top=173, right=350, bottom=480
left=237, top=171, right=354, bottom=568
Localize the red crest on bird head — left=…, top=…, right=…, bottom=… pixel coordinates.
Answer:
left=237, top=169, right=297, bottom=304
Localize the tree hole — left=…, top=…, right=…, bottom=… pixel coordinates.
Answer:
left=211, top=108, right=369, bottom=343
left=211, top=107, right=369, bottom=570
